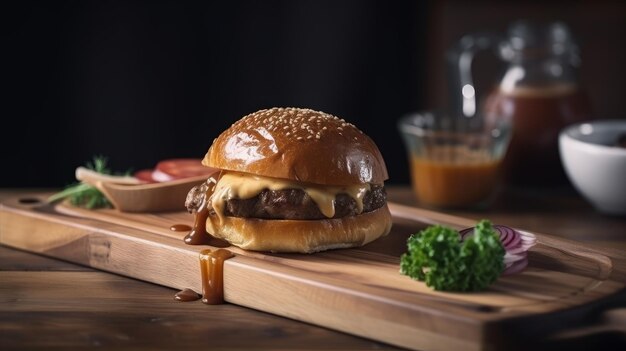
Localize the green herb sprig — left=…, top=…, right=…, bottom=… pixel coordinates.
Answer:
left=400, top=220, right=505, bottom=292
left=48, top=156, right=125, bottom=209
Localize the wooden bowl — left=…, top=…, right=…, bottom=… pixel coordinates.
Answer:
left=82, top=175, right=209, bottom=213
left=72, top=165, right=217, bottom=213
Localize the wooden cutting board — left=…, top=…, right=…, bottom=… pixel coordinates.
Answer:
left=1, top=194, right=625, bottom=351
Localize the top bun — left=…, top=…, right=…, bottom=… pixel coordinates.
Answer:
left=203, top=107, right=388, bottom=186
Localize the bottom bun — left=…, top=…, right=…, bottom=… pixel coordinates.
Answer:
left=206, top=204, right=392, bottom=253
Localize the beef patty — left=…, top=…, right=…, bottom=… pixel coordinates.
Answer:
left=224, top=185, right=386, bottom=220
left=186, top=183, right=386, bottom=220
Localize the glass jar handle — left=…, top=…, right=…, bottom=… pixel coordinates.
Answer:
left=447, top=32, right=504, bottom=118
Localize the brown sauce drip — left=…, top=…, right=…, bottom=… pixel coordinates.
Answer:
left=174, top=288, right=201, bottom=302
left=185, top=202, right=210, bottom=244
left=184, top=205, right=229, bottom=247
left=199, top=249, right=234, bottom=305
left=184, top=172, right=230, bottom=247
left=170, top=224, right=192, bottom=232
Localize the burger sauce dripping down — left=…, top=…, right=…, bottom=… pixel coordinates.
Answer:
left=184, top=201, right=210, bottom=245
left=199, top=248, right=234, bottom=305
left=184, top=173, right=229, bottom=247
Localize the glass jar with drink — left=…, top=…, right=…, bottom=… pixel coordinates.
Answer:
left=448, top=21, right=593, bottom=186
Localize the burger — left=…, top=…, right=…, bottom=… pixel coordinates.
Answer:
left=185, top=107, right=392, bottom=253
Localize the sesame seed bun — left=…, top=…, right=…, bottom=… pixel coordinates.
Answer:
left=207, top=204, right=393, bottom=253
left=190, top=107, right=391, bottom=253
left=203, top=107, right=388, bottom=186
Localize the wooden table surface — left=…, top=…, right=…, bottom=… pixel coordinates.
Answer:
left=2, top=186, right=626, bottom=350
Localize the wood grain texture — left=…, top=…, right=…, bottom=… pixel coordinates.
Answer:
left=0, top=246, right=395, bottom=350
left=1, top=193, right=626, bottom=351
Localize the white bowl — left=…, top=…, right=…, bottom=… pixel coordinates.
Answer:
left=559, top=120, right=626, bottom=215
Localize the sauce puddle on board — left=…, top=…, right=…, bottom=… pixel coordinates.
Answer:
left=174, top=288, right=201, bottom=302
left=199, top=249, right=235, bottom=305
left=182, top=204, right=230, bottom=247
left=170, top=224, right=192, bottom=232
left=171, top=221, right=229, bottom=247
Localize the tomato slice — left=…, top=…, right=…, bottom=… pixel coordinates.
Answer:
left=134, top=169, right=156, bottom=183
left=134, top=159, right=217, bottom=183
left=155, top=159, right=217, bottom=180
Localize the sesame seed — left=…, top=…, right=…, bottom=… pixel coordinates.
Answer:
left=227, top=108, right=366, bottom=145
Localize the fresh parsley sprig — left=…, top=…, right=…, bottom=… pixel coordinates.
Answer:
left=400, top=220, right=505, bottom=292
left=48, top=155, right=123, bottom=209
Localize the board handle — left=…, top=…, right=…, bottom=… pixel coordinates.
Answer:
left=543, top=306, right=626, bottom=347
left=535, top=233, right=626, bottom=283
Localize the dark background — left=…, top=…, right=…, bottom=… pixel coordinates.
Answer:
left=1, top=0, right=625, bottom=188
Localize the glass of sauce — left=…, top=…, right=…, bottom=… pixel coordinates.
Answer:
left=398, top=111, right=511, bottom=209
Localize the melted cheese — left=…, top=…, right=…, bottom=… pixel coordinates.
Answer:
left=210, top=172, right=371, bottom=222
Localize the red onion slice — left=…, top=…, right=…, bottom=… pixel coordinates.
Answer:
left=503, top=258, right=528, bottom=275
left=459, top=224, right=537, bottom=275
left=504, top=252, right=527, bottom=264
left=497, top=225, right=521, bottom=249
left=458, top=227, right=473, bottom=240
